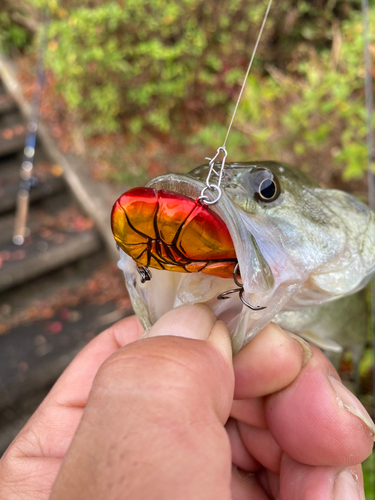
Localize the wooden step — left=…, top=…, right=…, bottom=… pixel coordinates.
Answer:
left=0, top=253, right=129, bottom=338
left=0, top=157, right=65, bottom=214
left=0, top=93, right=17, bottom=115
left=0, top=228, right=102, bottom=292
left=0, top=59, right=133, bottom=458
left=0, top=123, right=26, bottom=157
left=0, top=192, right=89, bottom=242
left=0, top=300, right=129, bottom=409
left=0, top=255, right=131, bottom=453
left=0, top=195, right=104, bottom=291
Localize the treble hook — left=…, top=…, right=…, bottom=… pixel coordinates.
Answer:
left=217, top=263, right=266, bottom=311
left=137, top=266, right=152, bottom=283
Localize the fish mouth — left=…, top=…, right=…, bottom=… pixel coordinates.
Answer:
left=116, top=173, right=275, bottom=353
left=146, top=173, right=273, bottom=293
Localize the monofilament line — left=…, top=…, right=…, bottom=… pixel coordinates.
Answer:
left=199, top=0, right=273, bottom=206
left=222, top=0, right=273, bottom=149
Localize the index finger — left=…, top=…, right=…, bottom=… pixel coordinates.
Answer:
left=10, top=314, right=143, bottom=459
left=47, top=314, right=144, bottom=408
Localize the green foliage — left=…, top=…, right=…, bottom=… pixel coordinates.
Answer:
left=359, top=347, right=374, bottom=378
left=23, top=0, right=369, bottom=145
left=363, top=454, right=375, bottom=498
left=2, top=0, right=374, bottom=185
left=0, top=12, right=30, bottom=54
left=194, top=8, right=374, bottom=182
left=41, top=0, right=273, bottom=136
left=288, top=11, right=374, bottom=181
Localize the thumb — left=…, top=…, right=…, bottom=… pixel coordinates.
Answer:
left=50, top=304, right=234, bottom=500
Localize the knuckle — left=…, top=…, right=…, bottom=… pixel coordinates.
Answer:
left=94, top=337, right=214, bottom=402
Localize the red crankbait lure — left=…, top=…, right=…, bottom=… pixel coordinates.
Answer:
left=111, top=187, right=237, bottom=279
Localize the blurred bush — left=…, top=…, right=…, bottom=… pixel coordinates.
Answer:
left=41, top=0, right=290, bottom=136
left=196, top=6, right=375, bottom=182
left=0, top=1, right=32, bottom=53
left=0, top=0, right=374, bottom=183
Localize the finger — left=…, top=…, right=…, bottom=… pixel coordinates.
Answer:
left=279, top=453, right=365, bottom=500
left=265, top=469, right=280, bottom=499
left=47, top=314, right=144, bottom=407
left=238, top=422, right=282, bottom=474
left=0, top=315, right=144, bottom=500
left=8, top=314, right=144, bottom=460
left=50, top=305, right=235, bottom=500
left=0, top=456, right=61, bottom=500
left=231, top=397, right=267, bottom=428
left=233, top=323, right=312, bottom=399
left=226, top=418, right=261, bottom=472
left=146, top=302, right=216, bottom=338
left=231, top=467, right=271, bottom=500
left=266, top=346, right=375, bottom=467
left=257, top=468, right=279, bottom=499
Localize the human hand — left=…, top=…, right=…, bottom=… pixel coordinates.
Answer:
left=0, top=305, right=373, bottom=499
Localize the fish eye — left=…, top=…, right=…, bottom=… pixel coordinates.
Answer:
left=258, top=178, right=278, bottom=201
left=246, top=168, right=280, bottom=203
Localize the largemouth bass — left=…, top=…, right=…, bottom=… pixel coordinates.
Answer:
left=111, top=161, right=374, bottom=355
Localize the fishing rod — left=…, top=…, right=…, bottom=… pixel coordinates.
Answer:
left=13, top=13, right=49, bottom=245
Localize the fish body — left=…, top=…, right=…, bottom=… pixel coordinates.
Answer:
left=112, top=161, right=375, bottom=354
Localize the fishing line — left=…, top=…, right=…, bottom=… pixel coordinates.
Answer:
left=361, top=0, right=375, bottom=494
left=199, top=0, right=273, bottom=205
left=222, top=0, right=273, bottom=150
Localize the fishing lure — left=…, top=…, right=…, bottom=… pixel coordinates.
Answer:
left=112, top=187, right=237, bottom=279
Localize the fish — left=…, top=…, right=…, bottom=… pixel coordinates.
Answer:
left=111, top=160, right=375, bottom=356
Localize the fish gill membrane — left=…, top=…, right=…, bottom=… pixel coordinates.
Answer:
left=114, top=161, right=375, bottom=358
